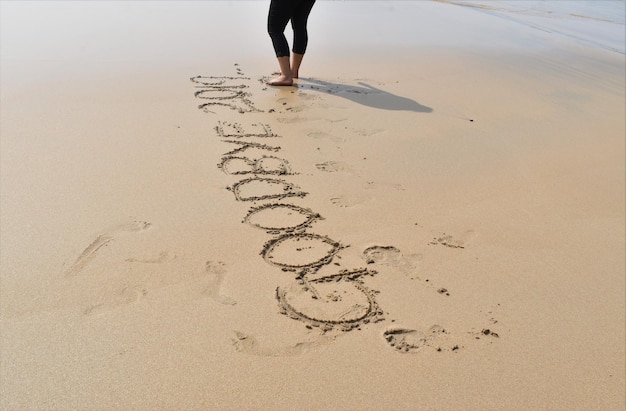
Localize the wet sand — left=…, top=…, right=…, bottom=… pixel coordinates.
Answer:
left=1, top=1, right=624, bottom=409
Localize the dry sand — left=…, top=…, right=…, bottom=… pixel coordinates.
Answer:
left=1, top=1, right=624, bottom=410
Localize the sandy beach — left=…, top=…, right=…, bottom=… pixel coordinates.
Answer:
left=1, top=1, right=625, bottom=409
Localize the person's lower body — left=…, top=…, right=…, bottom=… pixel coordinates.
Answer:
left=267, top=0, right=315, bottom=85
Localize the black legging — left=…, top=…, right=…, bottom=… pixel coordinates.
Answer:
left=267, top=0, right=316, bottom=58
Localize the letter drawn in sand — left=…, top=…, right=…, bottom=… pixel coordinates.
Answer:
left=276, top=268, right=384, bottom=332
left=261, top=233, right=343, bottom=271
left=243, top=203, right=323, bottom=234
left=220, top=140, right=281, bottom=157
left=219, top=155, right=292, bottom=176
left=228, top=177, right=307, bottom=202
left=215, top=121, right=276, bottom=138
left=191, top=76, right=261, bottom=114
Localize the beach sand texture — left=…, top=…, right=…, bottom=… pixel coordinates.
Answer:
left=1, top=1, right=624, bottom=409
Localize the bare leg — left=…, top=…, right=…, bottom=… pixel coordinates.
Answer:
left=272, top=53, right=305, bottom=78
left=268, top=56, right=293, bottom=86
left=291, top=53, right=304, bottom=79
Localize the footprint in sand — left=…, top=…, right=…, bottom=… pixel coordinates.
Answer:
left=362, top=245, right=421, bottom=278
left=80, top=258, right=236, bottom=316
left=125, top=251, right=169, bottom=264
left=429, top=230, right=476, bottom=249
left=276, top=115, right=316, bottom=124
left=329, top=193, right=371, bottom=208
left=285, top=104, right=310, bottom=113
left=364, top=180, right=405, bottom=192
left=307, top=131, right=346, bottom=143
left=57, top=219, right=237, bottom=315
left=64, top=221, right=151, bottom=277
left=383, top=328, right=428, bottom=352
left=383, top=325, right=448, bottom=353
left=83, top=286, right=149, bottom=316
left=349, top=127, right=384, bottom=137
left=315, top=161, right=355, bottom=174
left=328, top=181, right=403, bottom=209
left=203, top=261, right=237, bottom=306
left=231, top=330, right=336, bottom=357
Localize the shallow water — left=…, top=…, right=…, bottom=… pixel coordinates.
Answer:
left=440, top=0, right=626, bottom=54
left=315, top=0, right=625, bottom=54
left=460, top=0, right=625, bottom=24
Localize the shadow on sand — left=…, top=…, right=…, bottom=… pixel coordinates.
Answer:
left=299, top=78, right=433, bottom=113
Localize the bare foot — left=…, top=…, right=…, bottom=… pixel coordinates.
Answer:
left=273, top=70, right=298, bottom=79
left=268, top=74, right=293, bottom=86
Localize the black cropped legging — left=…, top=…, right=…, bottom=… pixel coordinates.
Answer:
left=267, top=0, right=316, bottom=58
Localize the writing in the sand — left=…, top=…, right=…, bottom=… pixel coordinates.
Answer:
left=191, top=74, right=384, bottom=332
